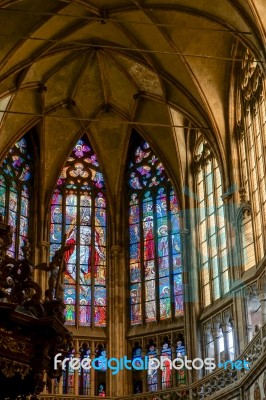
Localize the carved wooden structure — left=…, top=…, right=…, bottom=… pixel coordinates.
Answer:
left=0, top=220, right=71, bottom=400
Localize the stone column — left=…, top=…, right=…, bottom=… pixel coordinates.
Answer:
left=221, top=324, right=230, bottom=361
left=108, top=245, right=128, bottom=397
left=181, top=228, right=198, bottom=383
left=90, top=351, right=96, bottom=396
left=36, top=240, right=49, bottom=292
left=142, top=347, right=148, bottom=393
left=157, top=346, right=162, bottom=391
left=211, top=328, right=220, bottom=366
left=221, top=194, right=235, bottom=285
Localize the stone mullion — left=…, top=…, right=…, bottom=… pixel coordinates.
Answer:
left=74, top=340, right=79, bottom=395
left=244, top=105, right=261, bottom=262
left=251, top=99, right=266, bottom=253
left=221, top=194, right=234, bottom=290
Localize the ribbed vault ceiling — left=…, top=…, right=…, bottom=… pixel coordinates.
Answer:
left=0, top=0, right=265, bottom=204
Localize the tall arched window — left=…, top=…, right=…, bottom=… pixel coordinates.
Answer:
left=128, top=139, right=183, bottom=325
left=0, top=136, right=32, bottom=258
left=195, top=138, right=229, bottom=307
left=237, top=48, right=266, bottom=266
left=50, top=137, right=107, bottom=327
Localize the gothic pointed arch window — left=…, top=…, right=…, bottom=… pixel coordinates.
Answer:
left=50, top=136, right=107, bottom=328
left=237, top=48, right=266, bottom=267
left=0, top=136, right=33, bottom=258
left=194, top=137, right=229, bottom=307
left=128, top=139, right=183, bottom=325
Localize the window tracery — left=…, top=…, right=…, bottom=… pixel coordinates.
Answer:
left=203, top=308, right=234, bottom=374
left=50, top=137, right=107, bottom=328
left=238, top=48, right=266, bottom=265
left=128, top=139, right=183, bottom=325
left=0, top=137, right=32, bottom=258
left=194, top=138, right=228, bottom=307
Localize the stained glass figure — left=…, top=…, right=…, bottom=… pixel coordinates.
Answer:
left=50, top=137, right=106, bottom=327
left=146, top=339, right=158, bottom=392
left=0, top=137, right=32, bottom=258
left=95, top=344, right=107, bottom=372
left=161, top=337, right=172, bottom=389
left=176, top=334, right=186, bottom=385
left=132, top=341, right=143, bottom=371
left=79, top=342, right=90, bottom=395
left=63, top=348, right=75, bottom=395
left=128, top=140, right=183, bottom=324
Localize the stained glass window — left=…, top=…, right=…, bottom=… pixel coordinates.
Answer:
left=238, top=48, right=266, bottom=268
left=146, top=339, right=158, bottom=391
left=79, top=342, right=90, bottom=395
left=128, top=140, right=183, bottom=325
left=50, top=137, right=107, bottom=327
left=195, top=138, right=229, bottom=307
left=0, top=137, right=32, bottom=258
left=176, top=334, right=186, bottom=384
left=62, top=348, right=75, bottom=395
left=161, top=337, right=172, bottom=389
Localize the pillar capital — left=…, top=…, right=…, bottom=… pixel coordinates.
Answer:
left=37, top=241, right=49, bottom=249
left=221, top=192, right=233, bottom=204
left=110, top=245, right=123, bottom=258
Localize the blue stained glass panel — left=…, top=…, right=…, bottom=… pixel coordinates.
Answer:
left=129, top=204, right=139, bottom=225
left=8, top=210, right=17, bottom=228
left=21, top=196, right=29, bottom=218
left=50, top=224, right=62, bottom=243
left=156, top=198, right=167, bottom=218
left=159, top=257, right=169, bottom=277
left=158, top=236, right=169, bottom=257
left=15, top=138, right=27, bottom=153
left=130, top=224, right=140, bottom=244
left=0, top=176, right=6, bottom=217
left=130, top=263, right=141, bottom=283
left=172, top=234, right=181, bottom=254
left=19, top=216, right=28, bottom=236
left=130, top=243, right=140, bottom=263
left=174, top=274, right=183, bottom=316
left=94, top=286, right=106, bottom=327
left=147, top=344, right=158, bottom=391
left=9, top=189, right=18, bottom=211
left=171, top=213, right=179, bottom=233
left=95, top=208, right=106, bottom=227
left=173, top=253, right=182, bottom=273
left=157, top=217, right=168, bottom=234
